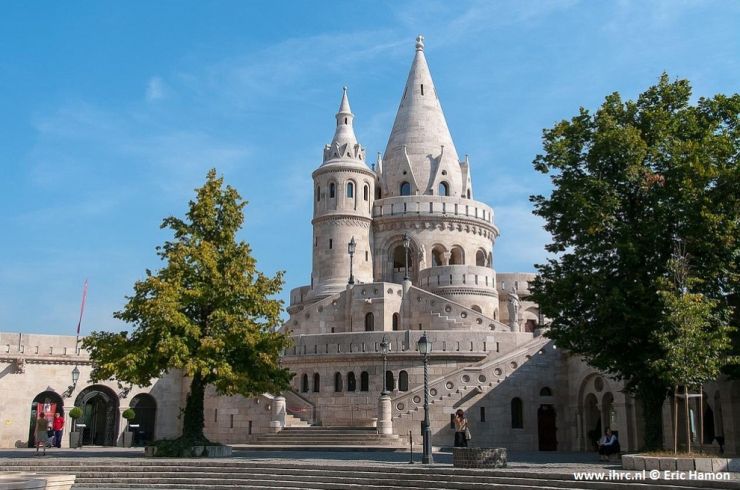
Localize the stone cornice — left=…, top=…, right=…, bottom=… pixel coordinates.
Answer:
left=431, top=287, right=499, bottom=297
left=312, top=163, right=377, bottom=180
left=311, top=215, right=372, bottom=228
left=373, top=215, right=498, bottom=238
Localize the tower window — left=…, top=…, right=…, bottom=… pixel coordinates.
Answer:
left=365, top=250, right=368, bottom=261
left=363, top=185, right=369, bottom=201
left=364, top=312, right=374, bottom=332
left=421, top=84, right=424, bottom=96
left=347, top=182, right=354, bottom=198
left=438, top=181, right=449, bottom=196
left=316, top=186, right=320, bottom=202
left=400, top=182, right=411, bottom=196
left=329, top=239, right=333, bottom=249
left=344, top=117, right=347, bottom=124
left=330, top=183, right=336, bottom=198
left=466, top=189, right=471, bottom=199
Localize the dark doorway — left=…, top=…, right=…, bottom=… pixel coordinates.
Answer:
left=74, top=385, right=119, bottom=446
left=27, top=391, right=64, bottom=448
left=538, top=404, right=558, bottom=451
left=130, top=394, right=157, bottom=446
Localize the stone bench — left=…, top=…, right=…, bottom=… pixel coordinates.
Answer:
left=452, top=447, right=507, bottom=468
left=622, top=454, right=740, bottom=473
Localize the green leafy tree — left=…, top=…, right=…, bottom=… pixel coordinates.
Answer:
left=530, top=75, right=739, bottom=449
left=83, top=169, right=292, bottom=446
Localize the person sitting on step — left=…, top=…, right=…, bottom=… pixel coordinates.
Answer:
left=597, top=428, right=620, bottom=461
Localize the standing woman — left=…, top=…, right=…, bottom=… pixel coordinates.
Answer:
left=35, top=412, right=49, bottom=456
left=453, top=409, right=469, bottom=447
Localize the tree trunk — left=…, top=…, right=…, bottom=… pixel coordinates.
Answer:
left=182, top=372, right=207, bottom=443
left=640, top=386, right=666, bottom=451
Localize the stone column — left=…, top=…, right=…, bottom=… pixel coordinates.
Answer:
left=272, top=396, right=286, bottom=431
left=377, top=394, right=393, bottom=436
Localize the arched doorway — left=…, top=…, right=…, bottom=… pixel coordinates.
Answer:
left=27, top=391, right=64, bottom=448
left=538, top=404, right=557, bottom=451
left=74, top=385, right=119, bottom=446
left=584, top=393, right=601, bottom=451
left=129, top=394, right=156, bottom=446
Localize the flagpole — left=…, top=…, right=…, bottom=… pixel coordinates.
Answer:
left=75, top=279, right=88, bottom=355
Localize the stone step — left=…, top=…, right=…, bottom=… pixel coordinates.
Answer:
left=3, top=463, right=736, bottom=490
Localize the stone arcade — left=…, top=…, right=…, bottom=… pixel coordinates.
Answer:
left=1, top=37, right=738, bottom=454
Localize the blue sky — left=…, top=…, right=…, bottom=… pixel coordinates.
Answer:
left=1, top=1, right=738, bottom=335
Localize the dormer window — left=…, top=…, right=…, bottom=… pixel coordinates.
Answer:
left=439, top=181, right=449, bottom=196
left=347, top=182, right=354, bottom=198
left=400, top=182, right=411, bottom=196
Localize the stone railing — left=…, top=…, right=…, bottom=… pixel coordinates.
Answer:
left=418, top=265, right=496, bottom=290
left=391, top=335, right=550, bottom=420
left=372, top=196, right=494, bottom=225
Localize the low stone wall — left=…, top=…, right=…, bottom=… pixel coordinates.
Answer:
left=622, top=454, right=740, bottom=473
left=452, top=447, right=507, bottom=468
left=145, top=445, right=233, bottom=458
left=0, top=473, right=75, bottom=490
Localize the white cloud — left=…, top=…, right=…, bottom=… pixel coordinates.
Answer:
left=146, top=76, right=167, bottom=101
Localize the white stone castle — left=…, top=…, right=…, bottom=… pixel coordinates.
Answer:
left=0, top=37, right=737, bottom=456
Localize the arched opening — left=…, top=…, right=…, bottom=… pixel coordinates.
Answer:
left=398, top=371, right=409, bottom=391
left=313, top=373, right=320, bottom=393
left=476, top=250, right=486, bottom=267
left=471, top=305, right=482, bottom=313
left=392, top=245, right=413, bottom=275
left=392, top=313, right=399, bottom=331
left=301, top=374, right=309, bottom=393
left=584, top=393, right=601, bottom=451
left=27, top=391, right=64, bottom=448
left=347, top=181, right=354, bottom=198
left=466, top=189, right=471, bottom=199
left=540, top=387, right=553, bottom=396
left=316, top=186, right=320, bottom=202
left=329, top=183, right=336, bottom=198
left=601, top=392, right=615, bottom=432
left=334, top=372, right=343, bottom=392
left=363, top=185, right=369, bottom=201
left=385, top=371, right=395, bottom=392
left=538, top=405, right=558, bottom=451
left=432, top=247, right=445, bottom=267
left=360, top=372, right=369, bottom=392
left=129, top=393, right=156, bottom=446
left=488, top=252, right=493, bottom=268
left=450, top=246, right=465, bottom=265
left=74, top=385, right=120, bottom=446
left=438, top=181, right=449, bottom=196
left=364, top=312, right=374, bottom=332
left=400, top=182, right=411, bottom=196
left=347, top=372, right=357, bottom=392
left=511, top=397, right=523, bottom=429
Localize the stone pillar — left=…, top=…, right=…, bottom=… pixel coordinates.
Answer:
left=272, top=396, right=286, bottom=430
left=377, top=394, right=393, bottom=436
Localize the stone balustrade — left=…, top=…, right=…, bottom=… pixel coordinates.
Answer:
left=372, top=196, right=494, bottom=225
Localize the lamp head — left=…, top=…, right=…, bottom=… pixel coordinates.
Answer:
left=380, top=335, right=389, bottom=355
left=71, top=366, right=80, bottom=385
left=348, top=236, right=356, bottom=255
left=417, top=332, right=432, bottom=355
left=402, top=233, right=410, bottom=249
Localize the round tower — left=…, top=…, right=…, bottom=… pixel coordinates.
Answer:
left=310, top=88, right=376, bottom=299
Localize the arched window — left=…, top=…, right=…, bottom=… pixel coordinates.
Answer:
left=360, top=372, right=369, bottom=391
left=432, top=247, right=445, bottom=267
left=450, top=246, right=465, bottom=265
left=385, top=371, right=395, bottom=392
left=540, top=387, right=552, bottom=396
left=476, top=250, right=486, bottom=267
left=466, top=189, right=471, bottom=199
left=363, top=185, right=369, bottom=201
left=316, top=186, right=320, bottom=202
left=347, top=372, right=357, bottom=392
left=400, top=182, right=411, bottom=196
left=511, top=397, right=523, bottom=428
left=347, top=182, right=354, bottom=198
left=471, top=305, right=482, bottom=313
left=438, top=181, right=449, bottom=196
left=301, top=374, right=309, bottom=393
left=364, top=312, right=374, bottom=332
left=334, top=372, right=343, bottom=392
left=329, top=183, right=336, bottom=198
left=392, top=313, right=399, bottom=331
left=392, top=245, right=412, bottom=272
left=398, top=371, right=409, bottom=391
left=488, top=252, right=493, bottom=268
left=313, top=373, right=320, bottom=393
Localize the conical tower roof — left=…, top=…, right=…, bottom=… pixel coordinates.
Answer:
left=381, top=35, right=462, bottom=196
left=322, top=87, right=365, bottom=166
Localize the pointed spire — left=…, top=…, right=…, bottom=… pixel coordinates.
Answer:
left=382, top=35, right=462, bottom=196
left=323, top=87, right=365, bottom=165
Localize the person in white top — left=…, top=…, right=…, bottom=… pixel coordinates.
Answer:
left=597, top=428, right=619, bottom=461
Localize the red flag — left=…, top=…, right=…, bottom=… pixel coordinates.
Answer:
left=76, top=279, right=88, bottom=336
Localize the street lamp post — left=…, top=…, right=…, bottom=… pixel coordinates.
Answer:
left=347, top=236, right=356, bottom=285
left=63, top=365, right=80, bottom=398
left=417, top=332, right=433, bottom=464
left=402, top=233, right=410, bottom=281
left=380, top=335, right=389, bottom=395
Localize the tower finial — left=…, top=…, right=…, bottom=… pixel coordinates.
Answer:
left=415, top=35, right=424, bottom=51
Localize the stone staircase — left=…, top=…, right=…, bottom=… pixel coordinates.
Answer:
left=392, top=335, right=551, bottom=423
left=0, top=458, right=736, bottom=490
left=248, top=426, right=407, bottom=450
left=284, top=414, right=311, bottom=428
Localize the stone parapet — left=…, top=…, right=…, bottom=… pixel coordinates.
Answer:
left=452, top=447, right=507, bottom=468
